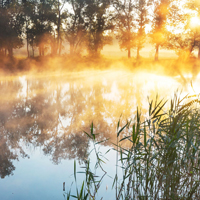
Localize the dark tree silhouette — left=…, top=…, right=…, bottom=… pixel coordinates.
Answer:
left=48, top=0, right=67, bottom=55
left=64, top=0, right=87, bottom=55
left=113, top=0, right=136, bottom=58
left=0, top=0, right=200, bottom=60
left=84, top=0, right=114, bottom=56
left=25, top=0, right=56, bottom=56
left=0, top=0, right=24, bottom=57
left=22, top=0, right=34, bottom=57
left=0, top=143, right=17, bottom=179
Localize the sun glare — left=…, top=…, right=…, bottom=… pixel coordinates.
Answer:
left=190, top=16, right=200, bottom=28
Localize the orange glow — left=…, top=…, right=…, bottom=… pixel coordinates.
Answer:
left=190, top=16, right=200, bottom=28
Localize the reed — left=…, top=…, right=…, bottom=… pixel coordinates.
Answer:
left=65, top=92, right=200, bottom=200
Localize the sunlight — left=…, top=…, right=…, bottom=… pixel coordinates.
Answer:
left=190, top=16, right=200, bottom=28
left=166, top=25, right=184, bottom=34
left=194, top=0, right=200, bottom=6
left=187, top=73, right=200, bottom=96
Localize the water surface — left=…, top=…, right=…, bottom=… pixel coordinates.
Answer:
left=0, top=69, right=198, bottom=199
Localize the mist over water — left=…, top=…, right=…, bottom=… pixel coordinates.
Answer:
left=0, top=66, right=199, bottom=199
left=1, top=0, right=200, bottom=197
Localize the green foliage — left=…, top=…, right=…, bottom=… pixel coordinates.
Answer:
left=165, top=0, right=200, bottom=60
left=66, top=93, right=200, bottom=199
left=1, top=0, right=200, bottom=59
left=64, top=122, right=107, bottom=200
left=27, top=0, right=57, bottom=56
left=113, top=0, right=151, bottom=58
left=64, top=0, right=87, bottom=55
left=0, top=0, right=24, bottom=57
left=113, top=0, right=137, bottom=58
left=84, top=0, right=114, bottom=56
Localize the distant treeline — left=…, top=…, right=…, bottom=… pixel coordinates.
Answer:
left=0, top=0, right=199, bottom=60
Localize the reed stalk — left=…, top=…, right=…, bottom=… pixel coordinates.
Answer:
left=65, top=92, right=200, bottom=200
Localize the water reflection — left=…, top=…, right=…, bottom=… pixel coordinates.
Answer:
left=0, top=70, right=197, bottom=178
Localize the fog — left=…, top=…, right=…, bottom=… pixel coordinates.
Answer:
left=0, top=56, right=199, bottom=175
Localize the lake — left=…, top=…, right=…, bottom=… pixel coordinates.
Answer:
left=0, top=69, right=199, bottom=200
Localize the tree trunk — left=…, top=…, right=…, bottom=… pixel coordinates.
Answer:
left=137, top=46, right=140, bottom=60
left=32, top=46, right=34, bottom=57
left=42, top=46, right=44, bottom=56
left=94, top=39, right=100, bottom=57
left=155, top=44, right=159, bottom=61
left=39, top=46, right=41, bottom=56
left=70, top=43, right=74, bottom=55
left=59, top=39, right=62, bottom=55
left=26, top=21, right=29, bottom=58
left=128, top=48, right=131, bottom=58
left=51, top=34, right=56, bottom=55
left=57, top=1, right=61, bottom=55
left=8, top=47, right=13, bottom=57
left=27, top=38, right=29, bottom=58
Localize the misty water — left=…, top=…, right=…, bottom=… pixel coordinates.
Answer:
left=0, top=69, right=199, bottom=200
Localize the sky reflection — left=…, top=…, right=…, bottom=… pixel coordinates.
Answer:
left=0, top=69, right=198, bottom=199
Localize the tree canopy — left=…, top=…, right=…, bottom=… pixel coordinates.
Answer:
left=0, top=0, right=199, bottom=60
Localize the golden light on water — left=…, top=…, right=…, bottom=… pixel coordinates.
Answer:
left=14, top=69, right=198, bottom=112
left=5, top=69, right=200, bottom=102
left=1, top=64, right=199, bottom=127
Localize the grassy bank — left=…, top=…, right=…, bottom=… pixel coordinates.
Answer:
left=65, top=92, right=200, bottom=200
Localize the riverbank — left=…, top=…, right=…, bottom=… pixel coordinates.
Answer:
left=0, top=55, right=199, bottom=77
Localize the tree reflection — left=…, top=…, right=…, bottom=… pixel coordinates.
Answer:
left=0, top=142, right=17, bottom=178
left=43, top=132, right=89, bottom=164
left=0, top=79, right=28, bottom=178
left=0, top=71, right=184, bottom=178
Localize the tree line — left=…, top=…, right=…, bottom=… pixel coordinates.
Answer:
left=0, top=0, right=199, bottom=60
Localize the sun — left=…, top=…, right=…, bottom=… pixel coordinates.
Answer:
left=190, top=16, right=200, bottom=28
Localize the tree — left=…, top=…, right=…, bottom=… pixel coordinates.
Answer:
left=26, top=0, right=56, bottom=56
left=22, top=0, right=36, bottom=57
left=0, top=143, right=17, bottom=178
left=113, top=0, right=137, bottom=58
left=167, top=32, right=197, bottom=59
left=186, top=0, right=200, bottom=59
left=135, top=0, right=151, bottom=59
left=166, top=0, right=200, bottom=60
left=64, top=0, right=87, bottom=55
left=0, top=7, right=7, bottom=56
left=0, top=0, right=24, bottom=57
left=84, top=0, right=114, bottom=56
left=50, top=0, right=66, bottom=55
left=150, top=0, right=171, bottom=60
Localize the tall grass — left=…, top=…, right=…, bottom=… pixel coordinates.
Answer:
left=65, top=92, right=200, bottom=200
